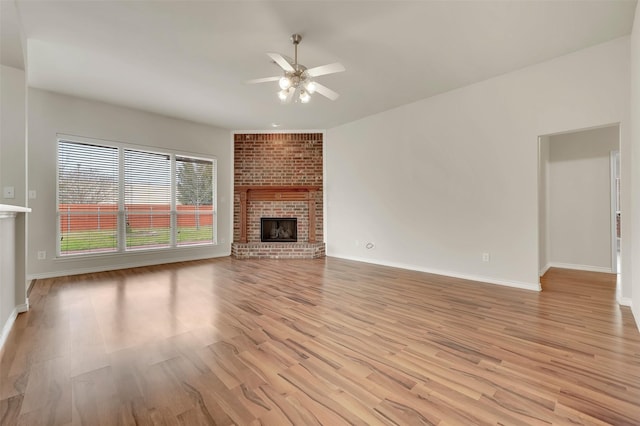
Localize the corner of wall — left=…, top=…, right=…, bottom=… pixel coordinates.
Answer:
left=0, top=304, right=27, bottom=352
left=630, top=0, right=640, bottom=332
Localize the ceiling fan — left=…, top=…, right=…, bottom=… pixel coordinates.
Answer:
left=247, top=34, right=345, bottom=104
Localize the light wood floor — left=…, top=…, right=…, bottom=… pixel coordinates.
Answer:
left=1, top=258, right=639, bottom=425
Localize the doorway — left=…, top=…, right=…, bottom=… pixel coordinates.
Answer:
left=538, top=124, right=620, bottom=282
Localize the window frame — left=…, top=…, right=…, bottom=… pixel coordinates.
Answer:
left=56, top=134, right=217, bottom=258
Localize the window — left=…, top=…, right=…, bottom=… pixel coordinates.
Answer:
left=58, top=141, right=119, bottom=254
left=124, top=149, right=172, bottom=250
left=57, top=137, right=216, bottom=256
left=175, top=156, right=215, bottom=247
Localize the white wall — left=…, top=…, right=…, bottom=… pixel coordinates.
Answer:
left=538, top=135, right=550, bottom=275
left=0, top=66, right=26, bottom=201
left=547, top=126, right=619, bottom=273
left=27, top=88, right=232, bottom=278
left=0, top=65, right=28, bottom=338
left=327, top=37, right=630, bottom=293
left=630, top=4, right=640, bottom=327
left=0, top=214, right=17, bottom=347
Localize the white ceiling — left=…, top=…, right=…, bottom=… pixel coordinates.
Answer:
left=5, top=0, right=637, bottom=130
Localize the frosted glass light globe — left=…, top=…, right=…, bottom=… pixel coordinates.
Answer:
left=279, top=76, right=292, bottom=90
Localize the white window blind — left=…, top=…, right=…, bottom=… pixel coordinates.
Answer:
left=57, top=138, right=216, bottom=257
left=124, top=149, right=171, bottom=250
left=175, top=156, right=215, bottom=246
left=58, top=141, right=119, bottom=255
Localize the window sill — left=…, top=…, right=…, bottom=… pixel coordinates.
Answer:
left=55, top=242, right=217, bottom=261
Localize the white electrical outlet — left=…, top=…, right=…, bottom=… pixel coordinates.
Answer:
left=37, top=251, right=46, bottom=260
left=29, top=190, right=37, bottom=199
left=482, top=252, right=490, bottom=262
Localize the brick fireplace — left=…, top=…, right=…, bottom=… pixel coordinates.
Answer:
left=231, top=133, right=325, bottom=259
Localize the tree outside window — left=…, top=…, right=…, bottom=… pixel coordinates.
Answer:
left=176, top=157, right=213, bottom=230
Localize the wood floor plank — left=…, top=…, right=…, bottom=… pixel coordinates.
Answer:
left=70, top=366, right=120, bottom=426
left=1, top=259, right=639, bottom=425
left=0, top=394, right=22, bottom=426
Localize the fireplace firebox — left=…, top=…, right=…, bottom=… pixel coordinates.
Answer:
left=261, top=218, right=297, bottom=242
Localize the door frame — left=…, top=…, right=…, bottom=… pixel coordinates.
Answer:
left=610, top=150, right=619, bottom=274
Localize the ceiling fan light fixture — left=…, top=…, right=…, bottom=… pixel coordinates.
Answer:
left=248, top=34, right=344, bottom=104
left=278, top=89, right=289, bottom=101
left=279, top=76, right=292, bottom=90
left=299, top=90, right=311, bottom=103
left=305, top=81, right=317, bottom=94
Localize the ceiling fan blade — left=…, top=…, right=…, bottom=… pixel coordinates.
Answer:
left=246, top=76, right=280, bottom=84
left=306, top=62, right=345, bottom=77
left=313, top=83, right=340, bottom=101
left=267, top=52, right=295, bottom=72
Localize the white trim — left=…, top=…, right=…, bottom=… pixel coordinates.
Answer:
left=539, top=263, right=552, bottom=277
left=546, top=262, right=613, bottom=274
left=117, top=145, right=125, bottom=252
left=56, top=133, right=218, bottom=160
left=610, top=150, right=618, bottom=274
left=0, top=204, right=31, bottom=214
left=170, top=154, right=177, bottom=247
left=540, top=122, right=621, bottom=138
left=0, top=304, right=28, bottom=352
left=27, top=251, right=230, bottom=280
left=617, top=297, right=632, bottom=307
left=322, top=131, right=328, bottom=245
left=330, top=255, right=541, bottom=292
left=227, top=133, right=234, bottom=246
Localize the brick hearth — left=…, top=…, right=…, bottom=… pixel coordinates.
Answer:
left=232, top=133, right=325, bottom=259
left=231, top=242, right=326, bottom=259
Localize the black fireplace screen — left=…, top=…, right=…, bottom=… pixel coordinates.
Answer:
left=261, top=218, right=297, bottom=242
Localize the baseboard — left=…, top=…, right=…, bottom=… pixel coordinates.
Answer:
left=539, top=263, right=552, bottom=277
left=331, top=254, right=541, bottom=292
left=27, top=279, right=36, bottom=297
left=0, top=303, right=28, bottom=352
left=546, top=262, right=613, bottom=274
left=617, top=297, right=632, bottom=307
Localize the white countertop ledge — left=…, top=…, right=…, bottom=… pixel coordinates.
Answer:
left=0, top=204, right=31, bottom=213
